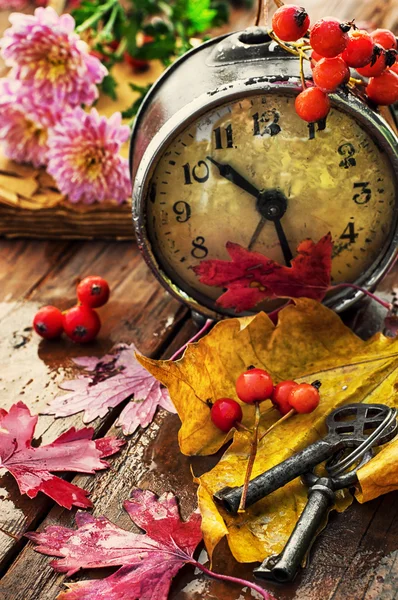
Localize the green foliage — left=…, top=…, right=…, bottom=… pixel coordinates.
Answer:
left=72, top=0, right=230, bottom=112
left=121, top=83, right=153, bottom=120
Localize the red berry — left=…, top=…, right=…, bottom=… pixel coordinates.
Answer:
left=63, top=305, right=101, bottom=343
left=357, top=45, right=389, bottom=77
left=33, top=306, right=63, bottom=340
left=313, top=56, right=350, bottom=92
left=77, top=276, right=110, bottom=308
left=124, top=53, right=150, bottom=72
left=366, top=70, right=398, bottom=105
left=371, top=28, right=397, bottom=50
left=310, top=49, right=323, bottom=68
left=310, top=17, right=350, bottom=58
left=211, top=398, right=243, bottom=432
left=288, top=383, right=320, bottom=414
left=391, top=62, right=398, bottom=75
left=342, top=30, right=374, bottom=68
left=295, top=87, right=330, bottom=122
left=272, top=4, right=310, bottom=42
left=271, top=380, right=298, bottom=416
left=236, top=368, right=273, bottom=404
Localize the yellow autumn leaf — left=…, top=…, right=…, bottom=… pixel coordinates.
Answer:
left=138, top=299, right=398, bottom=563
left=356, top=437, right=398, bottom=503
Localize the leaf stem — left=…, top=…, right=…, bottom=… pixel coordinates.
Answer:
left=169, top=319, right=213, bottom=361
left=238, top=402, right=261, bottom=512
left=329, top=283, right=392, bottom=310
left=259, top=408, right=295, bottom=442
left=191, top=560, right=274, bottom=600
left=75, top=0, right=119, bottom=35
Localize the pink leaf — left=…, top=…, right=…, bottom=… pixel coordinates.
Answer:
left=0, top=402, right=124, bottom=509
left=44, top=344, right=176, bottom=436
left=27, top=488, right=203, bottom=599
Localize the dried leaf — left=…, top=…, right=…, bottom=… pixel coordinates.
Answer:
left=356, top=437, right=398, bottom=503
left=139, top=299, right=398, bottom=563
left=0, top=402, right=124, bottom=509
left=45, top=344, right=176, bottom=436
left=27, top=488, right=203, bottom=600
left=193, top=234, right=332, bottom=311
left=0, top=152, right=38, bottom=178
left=0, top=173, right=38, bottom=198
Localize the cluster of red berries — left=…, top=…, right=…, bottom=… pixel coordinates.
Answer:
left=271, top=4, right=398, bottom=123
left=210, top=367, right=320, bottom=433
left=33, top=276, right=110, bottom=344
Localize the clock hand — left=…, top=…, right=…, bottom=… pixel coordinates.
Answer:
left=207, top=156, right=293, bottom=266
left=206, top=156, right=260, bottom=198
left=248, top=216, right=266, bottom=251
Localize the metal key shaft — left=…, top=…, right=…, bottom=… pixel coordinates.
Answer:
left=253, top=477, right=336, bottom=583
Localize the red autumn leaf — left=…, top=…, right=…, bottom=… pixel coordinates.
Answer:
left=44, top=344, right=176, bottom=436
left=194, top=233, right=333, bottom=312
left=27, top=488, right=203, bottom=600
left=0, top=401, right=124, bottom=509
left=27, top=488, right=274, bottom=600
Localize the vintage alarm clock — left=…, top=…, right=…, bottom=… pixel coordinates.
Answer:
left=130, top=27, right=398, bottom=319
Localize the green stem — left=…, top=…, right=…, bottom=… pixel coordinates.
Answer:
left=75, top=0, right=119, bottom=35
left=98, top=2, right=121, bottom=41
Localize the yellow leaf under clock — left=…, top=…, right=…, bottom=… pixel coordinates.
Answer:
left=138, top=299, right=398, bottom=563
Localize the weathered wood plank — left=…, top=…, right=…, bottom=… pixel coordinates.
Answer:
left=0, top=239, right=188, bottom=572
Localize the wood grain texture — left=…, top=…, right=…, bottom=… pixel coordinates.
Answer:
left=0, top=239, right=188, bottom=573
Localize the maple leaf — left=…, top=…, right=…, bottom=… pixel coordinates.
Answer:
left=44, top=344, right=176, bottom=435
left=27, top=488, right=273, bottom=600
left=0, top=402, right=124, bottom=509
left=193, top=233, right=333, bottom=312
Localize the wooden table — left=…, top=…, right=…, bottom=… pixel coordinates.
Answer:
left=0, top=237, right=397, bottom=600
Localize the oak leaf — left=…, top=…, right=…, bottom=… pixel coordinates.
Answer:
left=139, top=299, right=398, bottom=563
left=44, top=344, right=176, bottom=435
left=0, top=402, right=124, bottom=509
left=27, top=488, right=203, bottom=600
left=193, top=234, right=332, bottom=311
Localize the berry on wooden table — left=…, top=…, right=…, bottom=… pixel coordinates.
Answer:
left=271, top=380, right=298, bottom=415
left=288, top=382, right=320, bottom=413
left=342, top=30, right=375, bottom=68
left=272, top=4, right=310, bottom=42
left=312, top=56, right=350, bottom=92
left=211, top=398, right=243, bottom=432
left=77, top=276, right=110, bottom=308
left=63, top=305, right=101, bottom=343
left=33, top=306, right=63, bottom=340
left=371, top=29, right=397, bottom=51
left=310, top=17, right=350, bottom=58
left=366, top=70, right=398, bottom=105
left=295, top=87, right=330, bottom=122
left=236, top=368, right=273, bottom=404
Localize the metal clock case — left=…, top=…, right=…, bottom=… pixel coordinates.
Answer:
left=130, top=27, right=398, bottom=320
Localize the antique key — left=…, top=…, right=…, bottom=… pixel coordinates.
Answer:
left=214, top=403, right=397, bottom=515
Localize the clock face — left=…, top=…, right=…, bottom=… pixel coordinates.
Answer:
left=146, top=93, right=396, bottom=312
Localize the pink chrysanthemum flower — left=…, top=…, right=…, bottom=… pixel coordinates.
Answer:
left=0, top=7, right=107, bottom=107
left=0, top=79, right=62, bottom=167
left=47, top=108, right=131, bottom=204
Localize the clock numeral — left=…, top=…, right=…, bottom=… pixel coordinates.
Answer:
left=213, top=124, right=234, bottom=149
left=352, top=182, right=371, bottom=205
left=338, top=143, right=356, bottom=169
left=340, top=222, right=358, bottom=244
left=172, top=201, right=191, bottom=223
left=191, top=236, right=208, bottom=259
left=183, top=161, right=210, bottom=184
left=252, top=110, right=281, bottom=137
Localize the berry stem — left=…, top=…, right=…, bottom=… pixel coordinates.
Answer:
left=238, top=402, right=261, bottom=513
left=169, top=319, right=213, bottom=361
left=235, top=421, right=253, bottom=433
left=329, top=283, right=392, bottom=310
left=299, top=50, right=306, bottom=90
left=191, top=560, right=274, bottom=600
left=258, top=408, right=296, bottom=442
left=254, top=0, right=264, bottom=26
